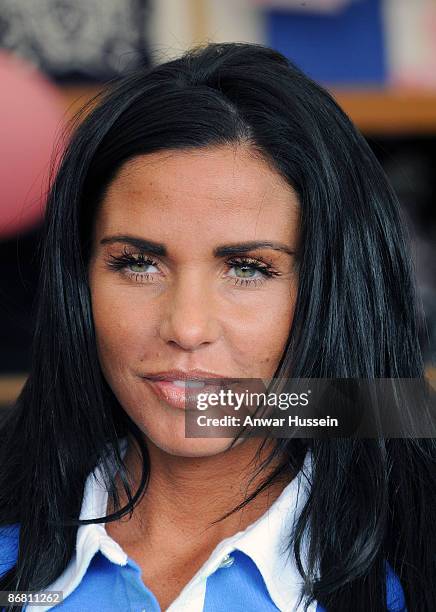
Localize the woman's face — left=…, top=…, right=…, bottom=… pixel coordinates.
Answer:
left=88, top=145, right=300, bottom=457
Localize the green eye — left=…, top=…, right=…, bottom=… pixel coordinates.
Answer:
left=129, top=261, right=149, bottom=273
left=234, top=265, right=256, bottom=278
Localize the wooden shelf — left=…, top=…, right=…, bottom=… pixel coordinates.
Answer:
left=0, top=374, right=26, bottom=406
left=59, top=85, right=436, bottom=135
left=332, top=88, right=436, bottom=135
left=60, top=85, right=105, bottom=121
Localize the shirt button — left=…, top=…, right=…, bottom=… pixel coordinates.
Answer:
left=218, top=553, right=235, bottom=569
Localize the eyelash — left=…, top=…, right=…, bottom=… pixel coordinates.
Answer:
left=106, top=248, right=281, bottom=287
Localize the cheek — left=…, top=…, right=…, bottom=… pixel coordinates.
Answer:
left=89, top=277, right=153, bottom=374
left=235, top=282, right=297, bottom=372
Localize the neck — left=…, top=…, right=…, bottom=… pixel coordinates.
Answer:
left=105, top=434, right=296, bottom=556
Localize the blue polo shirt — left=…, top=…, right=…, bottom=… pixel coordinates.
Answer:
left=0, top=523, right=407, bottom=611
left=0, top=441, right=407, bottom=611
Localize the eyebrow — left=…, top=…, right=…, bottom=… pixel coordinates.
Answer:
left=101, top=235, right=166, bottom=256
left=214, top=241, right=295, bottom=257
left=100, top=235, right=295, bottom=257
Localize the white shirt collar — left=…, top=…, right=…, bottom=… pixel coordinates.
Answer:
left=168, top=446, right=315, bottom=612
left=30, top=438, right=315, bottom=612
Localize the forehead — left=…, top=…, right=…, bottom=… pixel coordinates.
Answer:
left=96, top=145, right=299, bottom=244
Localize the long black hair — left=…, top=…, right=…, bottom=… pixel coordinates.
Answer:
left=0, top=42, right=434, bottom=611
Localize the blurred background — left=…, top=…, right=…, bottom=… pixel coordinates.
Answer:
left=0, top=0, right=435, bottom=407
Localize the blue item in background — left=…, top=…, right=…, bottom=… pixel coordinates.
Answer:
left=265, top=0, right=387, bottom=86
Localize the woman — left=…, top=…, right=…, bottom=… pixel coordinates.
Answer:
left=0, top=42, right=434, bottom=611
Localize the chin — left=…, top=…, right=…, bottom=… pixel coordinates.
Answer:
left=148, top=435, right=241, bottom=458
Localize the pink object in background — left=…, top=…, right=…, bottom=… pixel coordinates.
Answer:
left=383, top=0, right=436, bottom=90
left=0, top=51, right=65, bottom=239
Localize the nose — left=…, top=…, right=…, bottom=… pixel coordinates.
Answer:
left=158, top=270, right=221, bottom=351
